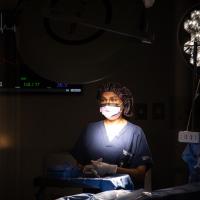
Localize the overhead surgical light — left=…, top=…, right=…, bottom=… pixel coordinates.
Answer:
left=177, top=3, right=200, bottom=134
left=178, top=5, right=200, bottom=183
left=182, top=10, right=200, bottom=67
left=191, top=10, right=200, bottom=20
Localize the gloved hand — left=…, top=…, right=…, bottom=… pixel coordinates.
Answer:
left=91, top=159, right=117, bottom=176
left=83, top=164, right=95, bottom=174
left=83, top=164, right=100, bottom=177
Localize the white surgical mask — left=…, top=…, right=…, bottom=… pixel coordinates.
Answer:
left=100, top=105, right=122, bottom=120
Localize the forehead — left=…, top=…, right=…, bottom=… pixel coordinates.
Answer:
left=101, top=91, right=120, bottom=99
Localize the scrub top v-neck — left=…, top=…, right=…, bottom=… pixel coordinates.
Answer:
left=101, top=120, right=128, bottom=146
left=71, top=120, right=152, bottom=169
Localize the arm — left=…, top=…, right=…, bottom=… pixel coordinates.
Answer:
left=116, top=165, right=147, bottom=182
left=91, top=160, right=147, bottom=182
left=116, top=127, right=152, bottom=182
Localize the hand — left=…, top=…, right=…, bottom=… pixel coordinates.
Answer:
left=91, top=159, right=117, bottom=176
left=83, top=164, right=95, bottom=175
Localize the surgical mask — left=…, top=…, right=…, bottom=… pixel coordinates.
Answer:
left=100, top=104, right=122, bottom=120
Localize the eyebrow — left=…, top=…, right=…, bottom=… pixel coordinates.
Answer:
left=101, top=95, right=119, bottom=99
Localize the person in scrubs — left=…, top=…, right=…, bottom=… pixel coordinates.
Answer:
left=71, top=82, right=152, bottom=188
left=182, top=143, right=200, bottom=182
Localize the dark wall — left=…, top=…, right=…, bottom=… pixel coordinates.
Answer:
left=0, top=0, right=199, bottom=199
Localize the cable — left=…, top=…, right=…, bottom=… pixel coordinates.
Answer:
left=186, top=39, right=200, bottom=131
left=186, top=77, right=200, bottom=131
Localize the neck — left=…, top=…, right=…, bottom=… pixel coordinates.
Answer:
left=104, top=117, right=126, bottom=126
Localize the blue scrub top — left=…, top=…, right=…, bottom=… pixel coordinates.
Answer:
left=71, top=121, right=152, bottom=169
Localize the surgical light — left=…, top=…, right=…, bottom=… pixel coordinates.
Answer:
left=178, top=4, right=200, bottom=184
left=182, top=10, right=200, bottom=67
left=191, top=10, right=200, bottom=20
left=177, top=3, right=200, bottom=135
left=184, top=19, right=199, bottom=33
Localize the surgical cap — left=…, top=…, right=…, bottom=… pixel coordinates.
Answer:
left=97, top=82, right=134, bottom=117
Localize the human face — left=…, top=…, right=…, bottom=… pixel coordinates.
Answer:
left=99, top=92, right=123, bottom=120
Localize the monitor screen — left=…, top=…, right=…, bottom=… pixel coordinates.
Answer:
left=0, top=10, right=83, bottom=94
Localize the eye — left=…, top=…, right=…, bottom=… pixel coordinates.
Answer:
left=110, top=97, right=119, bottom=102
left=100, top=97, right=107, bottom=103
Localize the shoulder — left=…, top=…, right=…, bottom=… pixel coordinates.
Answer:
left=85, top=120, right=104, bottom=131
left=126, top=122, right=145, bottom=136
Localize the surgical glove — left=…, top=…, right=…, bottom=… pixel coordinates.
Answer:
left=91, top=160, right=117, bottom=176
left=83, top=164, right=95, bottom=174
left=83, top=164, right=100, bottom=177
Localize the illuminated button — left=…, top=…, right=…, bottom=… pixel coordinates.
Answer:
left=65, top=89, right=70, bottom=92
left=70, top=88, right=81, bottom=93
